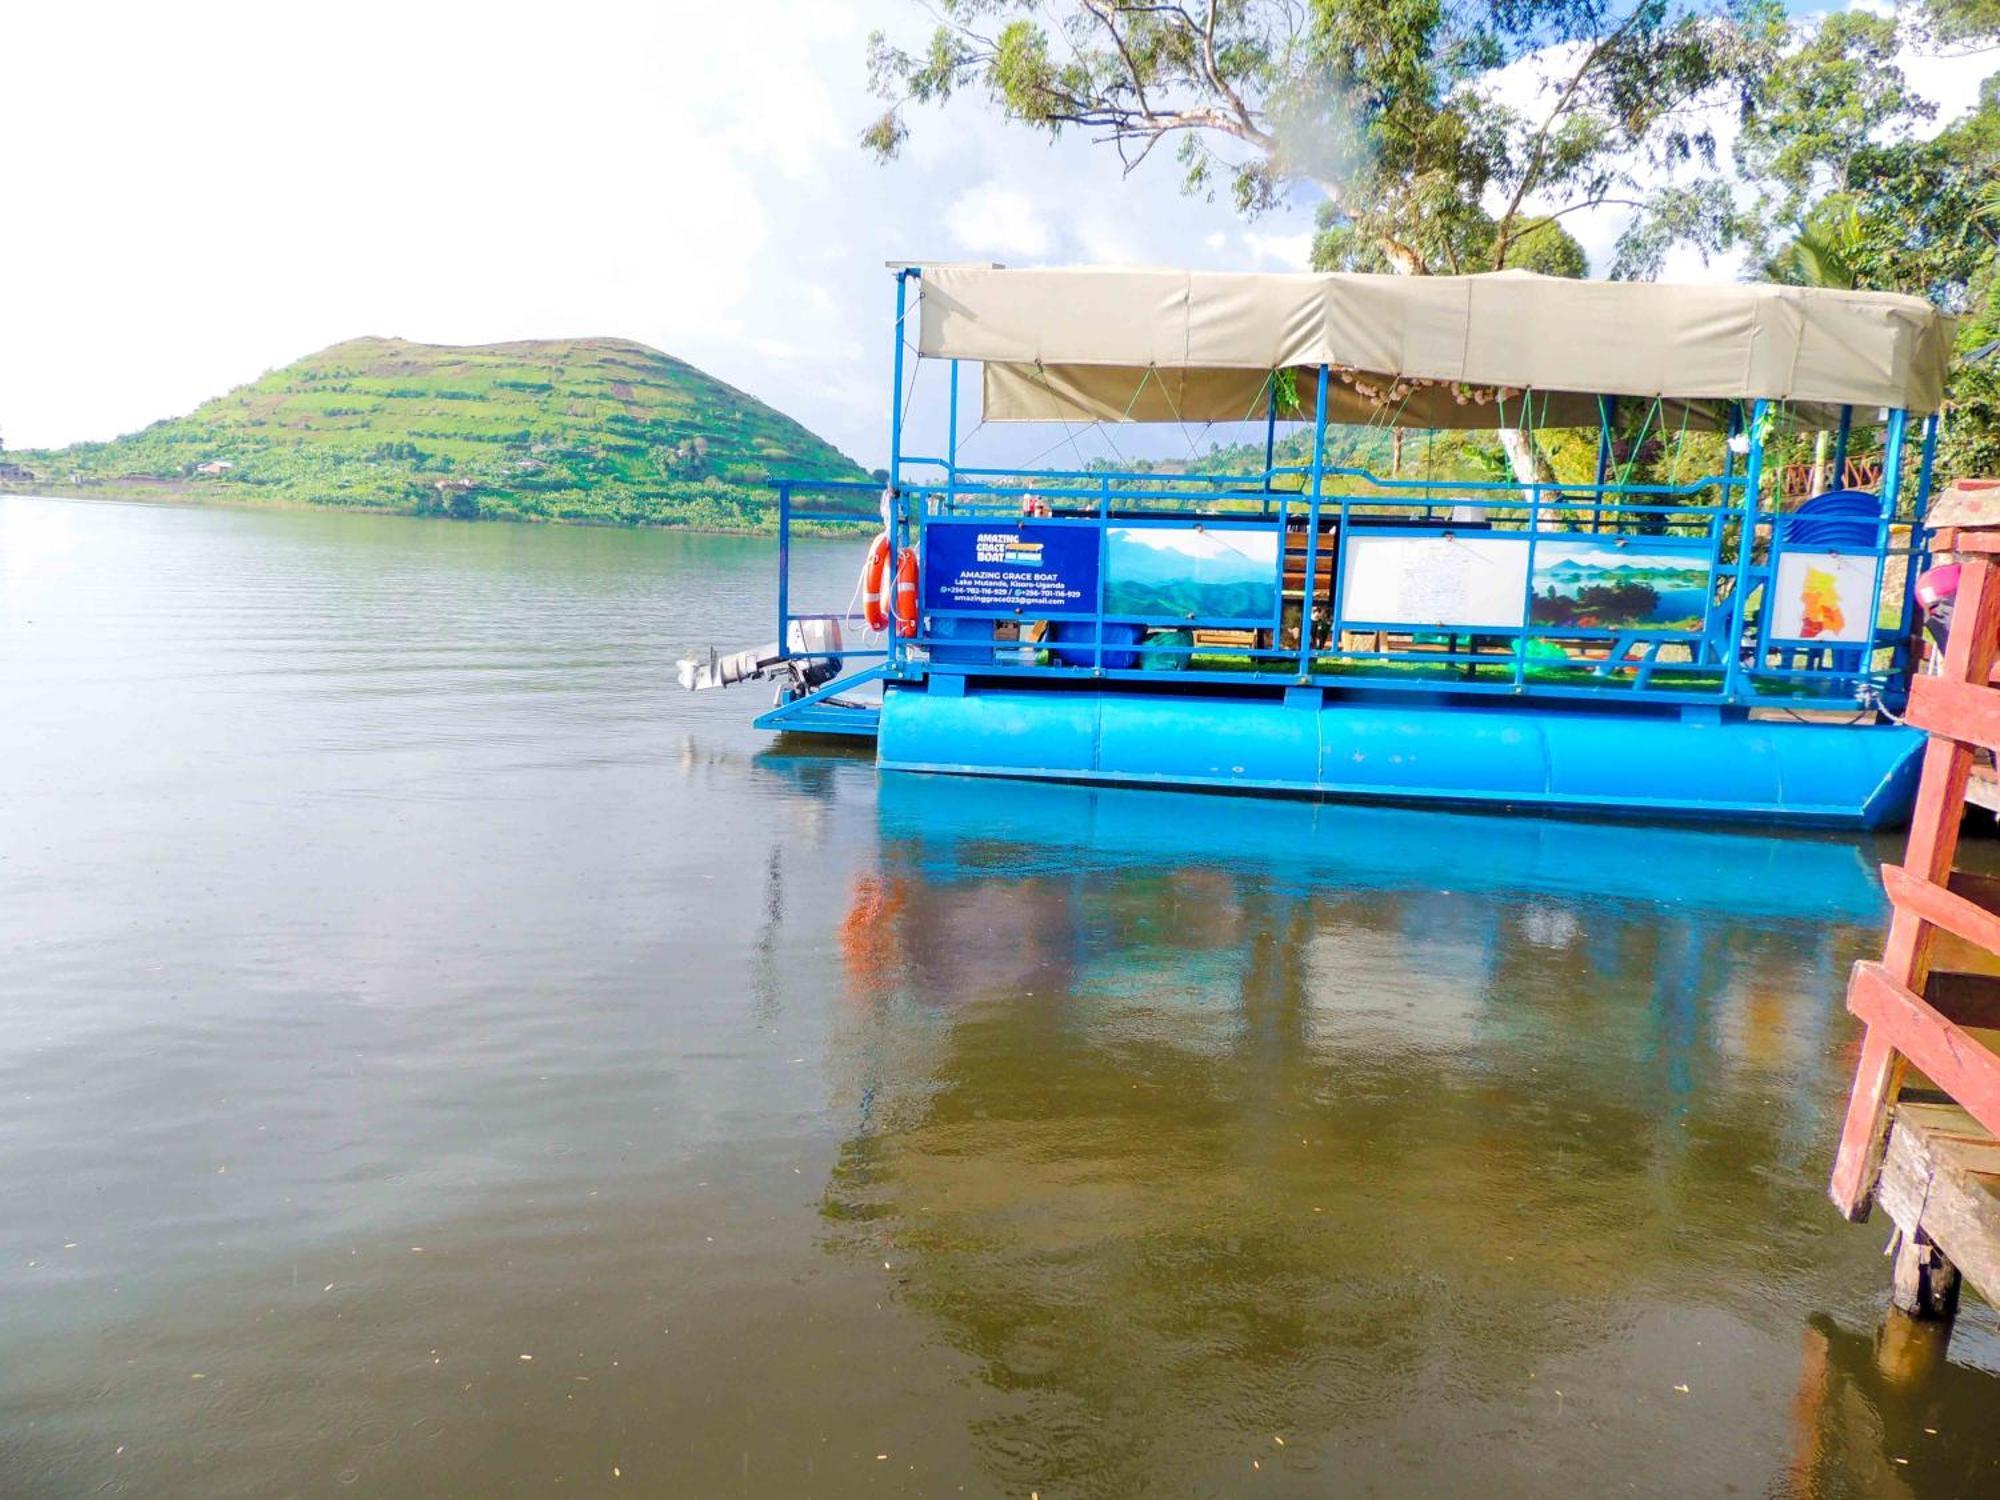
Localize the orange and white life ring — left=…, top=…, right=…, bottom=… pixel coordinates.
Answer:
left=893, top=547, right=920, bottom=638
left=860, top=532, right=892, bottom=632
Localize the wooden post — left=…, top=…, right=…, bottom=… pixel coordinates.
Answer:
left=1889, top=1229, right=1962, bottom=1320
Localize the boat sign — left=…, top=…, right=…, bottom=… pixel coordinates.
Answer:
left=922, top=520, right=1099, bottom=614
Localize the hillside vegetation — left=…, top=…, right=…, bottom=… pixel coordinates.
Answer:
left=4, top=337, right=870, bottom=528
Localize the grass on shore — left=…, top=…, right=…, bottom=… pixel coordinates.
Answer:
left=3, top=336, right=872, bottom=531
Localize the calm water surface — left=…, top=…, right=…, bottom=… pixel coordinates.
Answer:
left=3, top=492, right=1998, bottom=1498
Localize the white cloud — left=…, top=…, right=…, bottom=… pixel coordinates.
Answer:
left=0, top=0, right=1325, bottom=468
left=1241, top=230, right=1315, bottom=270
left=1074, top=203, right=1150, bottom=266
left=944, top=183, right=1054, bottom=259
left=26, top=0, right=1971, bottom=474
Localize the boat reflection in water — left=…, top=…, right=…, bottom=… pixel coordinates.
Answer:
left=810, top=774, right=1999, bottom=1497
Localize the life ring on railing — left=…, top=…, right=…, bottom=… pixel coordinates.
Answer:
left=893, top=547, right=920, bottom=638
left=861, top=532, right=892, bottom=633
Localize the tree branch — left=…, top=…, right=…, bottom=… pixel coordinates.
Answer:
left=1491, top=6, right=1649, bottom=268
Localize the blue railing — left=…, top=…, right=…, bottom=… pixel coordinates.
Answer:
left=771, top=450, right=1924, bottom=713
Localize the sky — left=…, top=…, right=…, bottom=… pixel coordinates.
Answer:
left=2, top=1, right=1993, bottom=471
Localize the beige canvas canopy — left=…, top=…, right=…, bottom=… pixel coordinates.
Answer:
left=913, top=265, right=1953, bottom=428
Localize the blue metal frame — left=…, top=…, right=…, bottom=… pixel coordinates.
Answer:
left=1897, top=412, right=1942, bottom=656
left=762, top=268, right=1936, bottom=718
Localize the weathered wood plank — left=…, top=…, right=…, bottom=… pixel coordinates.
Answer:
left=1884, top=864, right=2000, bottom=958
left=1831, top=554, right=2000, bottom=1217
left=1907, top=676, right=2000, bottom=752
left=1877, top=1109, right=2000, bottom=1309
left=1925, top=479, right=2000, bottom=532
left=1847, top=962, right=2000, bottom=1140
left=1965, top=764, right=2000, bottom=814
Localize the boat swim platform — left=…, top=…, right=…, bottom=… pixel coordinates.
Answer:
left=764, top=676, right=1924, bottom=829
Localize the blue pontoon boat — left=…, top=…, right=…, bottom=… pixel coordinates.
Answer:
left=683, top=264, right=1955, bottom=829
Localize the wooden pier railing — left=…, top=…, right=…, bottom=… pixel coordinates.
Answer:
left=1781, top=450, right=1885, bottom=502
left=1829, top=479, right=2000, bottom=1320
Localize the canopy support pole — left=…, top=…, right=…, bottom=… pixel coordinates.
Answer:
left=1594, top=397, right=1617, bottom=533
left=887, top=268, right=915, bottom=666
left=1723, top=399, right=1770, bottom=704
left=1894, top=412, right=1942, bottom=673
left=946, top=358, right=960, bottom=510
left=1263, top=380, right=1279, bottom=495
left=1862, top=408, right=1911, bottom=690
left=1298, top=366, right=1331, bottom=681
left=1833, top=405, right=1854, bottom=488
left=889, top=269, right=912, bottom=499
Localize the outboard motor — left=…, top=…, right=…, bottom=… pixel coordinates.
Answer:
left=677, top=616, right=843, bottom=701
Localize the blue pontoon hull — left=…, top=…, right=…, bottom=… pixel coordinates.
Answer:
left=874, top=683, right=1925, bottom=829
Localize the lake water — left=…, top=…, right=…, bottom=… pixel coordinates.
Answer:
left=3, top=491, right=1998, bottom=1498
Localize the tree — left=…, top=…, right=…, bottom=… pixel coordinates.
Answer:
left=1760, top=200, right=1862, bottom=291
left=1734, top=10, right=1933, bottom=269
left=1921, top=0, right=2000, bottom=44
left=866, top=1, right=1759, bottom=492
left=1740, top=14, right=2000, bottom=482
left=866, top=1, right=1752, bottom=278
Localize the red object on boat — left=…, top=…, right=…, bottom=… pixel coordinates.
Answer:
left=861, top=533, right=892, bottom=632
left=892, top=547, right=920, bottom=638
left=1916, top=563, right=1961, bottom=613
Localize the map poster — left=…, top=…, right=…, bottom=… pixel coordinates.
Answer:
left=1769, top=550, right=1877, bottom=644
left=922, top=520, right=1100, bottom=615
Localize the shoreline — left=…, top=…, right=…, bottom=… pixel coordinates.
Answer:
left=0, top=482, right=797, bottom=538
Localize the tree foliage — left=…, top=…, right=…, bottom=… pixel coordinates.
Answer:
left=868, top=0, right=1753, bottom=276
left=4, top=337, right=868, bottom=532
left=1742, top=17, right=2000, bottom=479
left=871, top=0, right=2000, bottom=484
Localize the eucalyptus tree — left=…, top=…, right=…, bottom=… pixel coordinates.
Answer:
left=1923, top=0, right=2000, bottom=43
left=1735, top=10, right=1935, bottom=271
left=1740, top=10, right=2000, bottom=477
left=865, top=0, right=1758, bottom=487
left=865, top=0, right=1752, bottom=278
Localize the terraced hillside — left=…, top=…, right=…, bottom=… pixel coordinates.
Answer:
left=4, top=337, right=870, bottom=528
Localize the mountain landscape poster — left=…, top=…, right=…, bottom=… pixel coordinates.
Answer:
left=1103, top=525, right=1279, bottom=623
left=1529, top=540, right=1714, bottom=632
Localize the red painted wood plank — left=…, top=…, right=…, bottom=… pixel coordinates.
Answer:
left=1832, top=1023, right=1903, bottom=1219
left=1906, top=676, right=2000, bottom=751
left=1941, top=530, right=2000, bottom=555
left=1847, top=962, right=2000, bottom=1142
left=1884, top=559, right=2000, bottom=974
left=1830, top=554, right=2000, bottom=1217
left=1883, top=864, right=2000, bottom=958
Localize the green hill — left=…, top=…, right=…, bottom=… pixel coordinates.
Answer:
left=2, top=336, right=871, bottom=528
